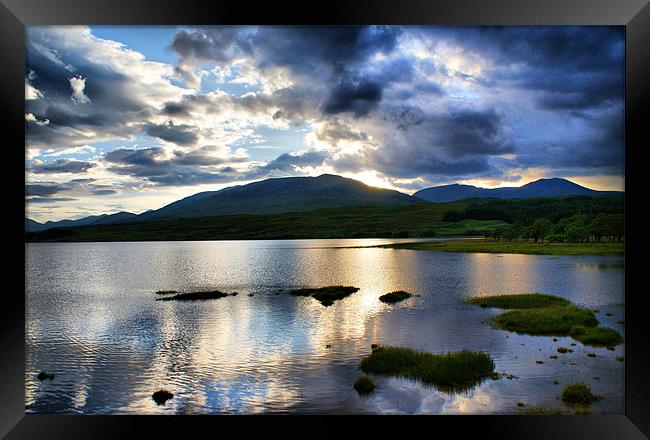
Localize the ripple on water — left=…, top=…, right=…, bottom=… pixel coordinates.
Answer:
left=26, top=240, right=624, bottom=414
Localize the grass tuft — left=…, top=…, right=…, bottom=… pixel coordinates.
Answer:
left=152, top=389, right=174, bottom=405
left=353, top=375, right=376, bottom=395
left=289, top=286, right=359, bottom=306
left=569, top=325, right=623, bottom=347
left=379, top=290, right=413, bottom=304
left=467, top=293, right=571, bottom=309
left=359, top=346, right=495, bottom=393
left=561, top=383, right=601, bottom=405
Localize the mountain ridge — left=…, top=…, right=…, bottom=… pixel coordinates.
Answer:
left=414, top=178, right=622, bottom=203
left=26, top=175, right=622, bottom=232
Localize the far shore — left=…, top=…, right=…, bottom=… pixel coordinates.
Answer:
left=365, top=239, right=624, bottom=256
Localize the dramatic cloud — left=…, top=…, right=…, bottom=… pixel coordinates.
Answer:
left=322, top=81, right=383, bottom=117
left=25, top=25, right=624, bottom=221
left=25, top=26, right=190, bottom=149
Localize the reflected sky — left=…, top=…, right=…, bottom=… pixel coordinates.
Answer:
left=26, top=240, right=624, bottom=414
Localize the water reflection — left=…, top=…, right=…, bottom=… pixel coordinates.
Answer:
left=26, top=240, right=624, bottom=414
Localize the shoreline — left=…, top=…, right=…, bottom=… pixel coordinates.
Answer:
left=368, top=239, right=624, bottom=256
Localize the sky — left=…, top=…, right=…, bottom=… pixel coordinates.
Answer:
left=25, top=26, right=625, bottom=222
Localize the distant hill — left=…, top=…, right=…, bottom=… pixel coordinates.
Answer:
left=27, top=175, right=624, bottom=233
left=139, top=174, right=417, bottom=220
left=26, top=211, right=137, bottom=233
left=414, top=178, right=622, bottom=203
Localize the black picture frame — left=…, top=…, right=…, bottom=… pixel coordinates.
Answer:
left=2, top=0, right=649, bottom=438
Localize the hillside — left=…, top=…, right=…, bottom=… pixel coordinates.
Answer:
left=26, top=201, right=485, bottom=242
left=139, top=174, right=417, bottom=220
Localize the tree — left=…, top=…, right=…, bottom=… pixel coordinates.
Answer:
left=590, top=213, right=609, bottom=242
left=530, top=218, right=553, bottom=243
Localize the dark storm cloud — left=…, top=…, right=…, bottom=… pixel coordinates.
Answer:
left=321, top=106, right=513, bottom=179
left=515, top=105, right=624, bottom=175
left=25, top=26, right=624, bottom=196
left=378, top=106, right=514, bottom=158
left=171, top=26, right=403, bottom=117
left=172, top=26, right=401, bottom=75
left=31, top=159, right=95, bottom=174
left=144, top=123, right=199, bottom=146
left=322, top=81, right=383, bottom=117
left=424, top=26, right=624, bottom=113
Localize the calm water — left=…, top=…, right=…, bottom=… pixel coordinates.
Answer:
left=25, top=239, right=625, bottom=414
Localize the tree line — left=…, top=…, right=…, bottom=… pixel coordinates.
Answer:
left=442, top=196, right=624, bottom=243
left=486, top=213, right=624, bottom=243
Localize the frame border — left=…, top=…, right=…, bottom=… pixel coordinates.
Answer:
left=2, top=0, right=649, bottom=437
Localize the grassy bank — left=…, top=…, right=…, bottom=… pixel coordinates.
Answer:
left=380, top=239, right=624, bottom=256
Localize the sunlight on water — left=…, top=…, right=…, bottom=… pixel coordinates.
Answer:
left=26, top=240, right=624, bottom=414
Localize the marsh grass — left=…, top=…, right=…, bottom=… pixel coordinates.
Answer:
left=467, top=293, right=571, bottom=309
left=289, top=286, right=359, bottom=306
left=359, top=346, right=495, bottom=393
left=157, top=290, right=232, bottom=301
left=353, top=375, right=376, bottom=395
left=492, top=306, right=598, bottom=336
left=561, top=383, right=601, bottom=405
left=379, top=290, right=413, bottom=304
left=569, top=325, right=623, bottom=347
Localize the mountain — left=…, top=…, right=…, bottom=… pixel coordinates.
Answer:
left=26, top=211, right=137, bottom=233
left=26, top=218, right=47, bottom=233
left=414, top=178, right=623, bottom=203
left=139, top=174, right=417, bottom=220
left=91, top=211, right=139, bottom=225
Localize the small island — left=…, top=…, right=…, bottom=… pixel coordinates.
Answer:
left=379, top=290, right=413, bottom=304
left=289, top=286, right=360, bottom=306
left=156, top=290, right=236, bottom=301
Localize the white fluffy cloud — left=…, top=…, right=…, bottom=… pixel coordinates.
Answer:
left=69, top=76, right=91, bottom=104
